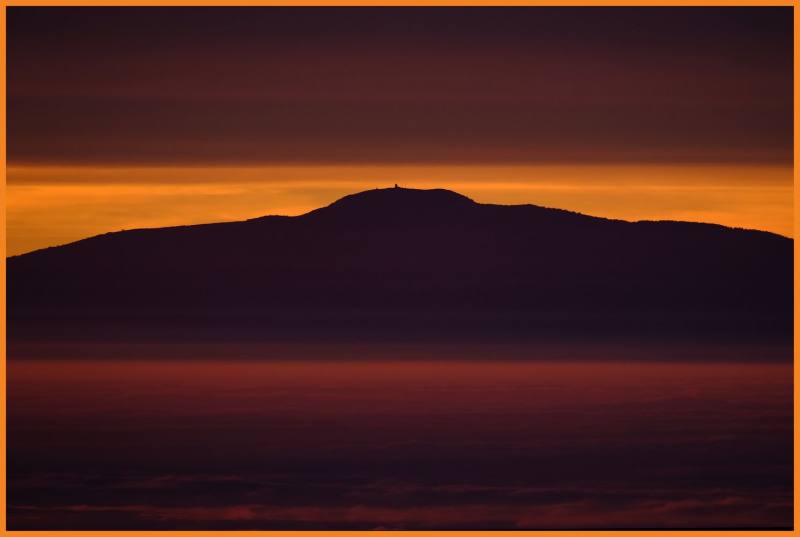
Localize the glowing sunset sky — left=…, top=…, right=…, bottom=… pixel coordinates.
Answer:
left=7, top=7, right=792, bottom=256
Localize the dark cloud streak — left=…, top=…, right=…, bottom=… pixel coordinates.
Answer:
left=8, top=7, right=792, bottom=165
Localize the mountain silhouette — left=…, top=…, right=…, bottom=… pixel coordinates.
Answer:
left=8, top=187, right=792, bottom=347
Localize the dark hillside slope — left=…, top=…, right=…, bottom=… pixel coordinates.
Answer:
left=8, top=187, right=792, bottom=346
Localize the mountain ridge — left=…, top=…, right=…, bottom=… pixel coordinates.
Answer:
left=8, top=186, right=792, bottom=349
left=10, top=186, right=788, bottom=259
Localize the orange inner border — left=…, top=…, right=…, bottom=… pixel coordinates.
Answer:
left=0, top=2, right=795, bottom=536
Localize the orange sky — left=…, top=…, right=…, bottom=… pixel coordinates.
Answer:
left=6, top=8, right=793, bottom=256
left=7, top=163, right=792, bottom=256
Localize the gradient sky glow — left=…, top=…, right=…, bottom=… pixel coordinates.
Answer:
left=7, top=7, right=793, bottom=255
